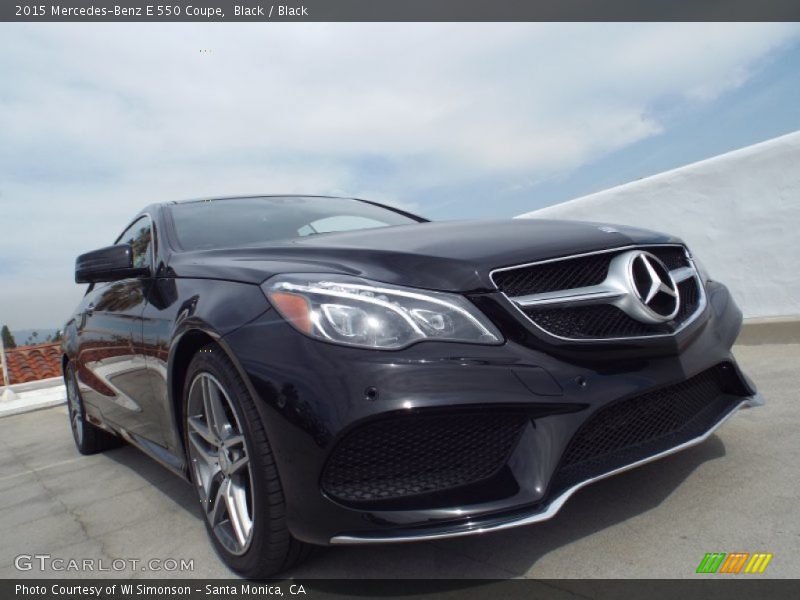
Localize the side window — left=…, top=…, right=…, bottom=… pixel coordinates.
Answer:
left=116, top=216, right=153, bottom=270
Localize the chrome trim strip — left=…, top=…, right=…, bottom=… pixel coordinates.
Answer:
left=489, top=244, right=708, bottom=342
left=514, top=285, right=624, bottom=307
left=329, top=395, right=760, bottom=545
left=508, top=267, right=695, bottom=307
left=671, top=266, right=695, bottom=283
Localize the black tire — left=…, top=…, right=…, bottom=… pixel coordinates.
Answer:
left=183, top=344, right=313, bottom=577
left=64, top=362, right=123, bottom=455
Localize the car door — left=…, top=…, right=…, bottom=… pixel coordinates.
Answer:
left=75, top=215, right=167, bottom=445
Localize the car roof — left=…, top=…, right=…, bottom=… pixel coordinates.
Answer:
left=163, top=194, right=364, bottom=206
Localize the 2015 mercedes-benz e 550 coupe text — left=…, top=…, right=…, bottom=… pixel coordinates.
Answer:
left=62, top=195, right=762, bottom=576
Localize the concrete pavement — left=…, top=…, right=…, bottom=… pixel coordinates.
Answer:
left=0, top=343, right=797, bottom=579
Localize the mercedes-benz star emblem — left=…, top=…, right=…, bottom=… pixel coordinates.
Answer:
left=628, top=252, right=680, bottom=322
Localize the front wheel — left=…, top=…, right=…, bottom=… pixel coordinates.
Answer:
left=64, top=362, right=122, bottom=454
left=183, top=345, right=313, bottom=577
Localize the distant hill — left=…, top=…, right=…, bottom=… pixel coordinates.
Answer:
left=11, top=328, right=60, bottom=346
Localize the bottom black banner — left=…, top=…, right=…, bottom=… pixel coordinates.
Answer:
left=4, top=579, right=800, bottom=600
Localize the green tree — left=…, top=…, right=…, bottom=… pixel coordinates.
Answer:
left=1, top=325, right=16, bottom=349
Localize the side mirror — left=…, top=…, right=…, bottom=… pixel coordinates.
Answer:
left=75, top=244, right=149, bottom=284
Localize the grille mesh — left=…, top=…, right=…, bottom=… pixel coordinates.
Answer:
left=552, top=364, right=738, bottom=493
left=648, top=246, right=690, bottom=271
left=493, top=254, right=610, bottom=296
left=524, top=304, right=672, bottom=339
left=322, top=412, right=528, bottom=504
left=675, top=278, right=700, bottom=322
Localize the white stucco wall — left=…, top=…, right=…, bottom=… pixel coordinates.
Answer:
left=518, top=131, right=800, bottom=319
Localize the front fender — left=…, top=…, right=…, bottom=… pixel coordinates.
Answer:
left=151, top=277, right=271, bottom=468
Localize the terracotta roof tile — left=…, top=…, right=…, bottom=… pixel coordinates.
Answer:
left=0, top=342, right=63, bottom=386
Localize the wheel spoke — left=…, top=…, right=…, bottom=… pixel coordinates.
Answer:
left=224, top=433, right=245, bottom=448
left=224, top=479, right=252, bottom=548
left=208, top=479, right=227, bottom=523
left=201, top=377, right=216, bottom=434
left=203, top=377, right=231, bottom=439
left=72, top=410, right=83, bottom=443
left=67, top=376, right=84, bottom=444
left=188, top=415, right=218, bottom=445
left=192, top=466, right=207, bottom=504
left=188, top=430, right=218, bottom=468
left=228, top=454, right=249, bottom=475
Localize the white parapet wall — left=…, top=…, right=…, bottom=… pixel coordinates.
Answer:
left=0, top=378, right=66, bottom=418
left=517, top=131, right=800, bottom=319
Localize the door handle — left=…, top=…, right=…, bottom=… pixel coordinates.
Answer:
left=85, top=303, right=96, bottom=317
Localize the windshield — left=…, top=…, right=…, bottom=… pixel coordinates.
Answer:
left=168, top=196, right=424, bottom=251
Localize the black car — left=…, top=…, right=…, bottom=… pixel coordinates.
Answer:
left=62, top=195, right=762, bottom=577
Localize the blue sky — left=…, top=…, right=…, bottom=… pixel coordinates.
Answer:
left=410, top=37, right=800, bottom=220
left=1, top=23, right=799, bottom=329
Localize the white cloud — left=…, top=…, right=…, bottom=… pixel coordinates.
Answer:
left=0, top=22, right=798, bottom=328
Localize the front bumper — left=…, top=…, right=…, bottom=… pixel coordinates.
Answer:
left=330, top=393, right=762, bottom=544
left=223, top=280, right=759, bottom=545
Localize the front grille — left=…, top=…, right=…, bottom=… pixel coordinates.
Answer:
left=493, top=254, right=610, bottom=296
left=492, top=244, right=704, bottom=340
left=648, top=246, right=691, bottom=270
left=493, top=245, right=689, bottom=298
left=524, top=304, right=672, bottom=339
left=675, top=277, right=700, bottom=322
left=551, top=364, right=740, bottom=494
left=520, top=275, right=702, bottom=340
left=322, top=412, right=528, bottom=504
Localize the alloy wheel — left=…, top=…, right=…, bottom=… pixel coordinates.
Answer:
left=186, top=372, right=254, bottom=555
left=66, top=371, right=84, bottom=445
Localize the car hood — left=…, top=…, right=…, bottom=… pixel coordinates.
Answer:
left=167, top=219, right=681, bottom=292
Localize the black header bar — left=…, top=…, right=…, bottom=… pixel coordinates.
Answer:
left=3, top=0, right=800, bottom=22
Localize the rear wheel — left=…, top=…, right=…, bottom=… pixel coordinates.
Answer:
left=64, top=362, right=122, bottom=454
left=184, top=344, right=313, bottom=577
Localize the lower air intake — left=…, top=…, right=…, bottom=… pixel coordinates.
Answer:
left=322, top=412, right=528, bottom=504
left=551, top=364, right=742, bottom=494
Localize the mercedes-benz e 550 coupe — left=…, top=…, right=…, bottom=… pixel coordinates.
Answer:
left=62, top=195, right=762, bottom=576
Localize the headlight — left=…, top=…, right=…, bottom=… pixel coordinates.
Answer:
left=263, top=274, right=503, bottom=350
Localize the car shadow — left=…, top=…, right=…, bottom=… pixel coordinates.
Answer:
left=103, top=444, right=201, bottom=519
left=102, top=431, right=727, bottom=580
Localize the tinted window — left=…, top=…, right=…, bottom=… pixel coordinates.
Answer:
left=169, top=197, right=422, bottom=251
left=116, top=216, right=153, bottom=269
